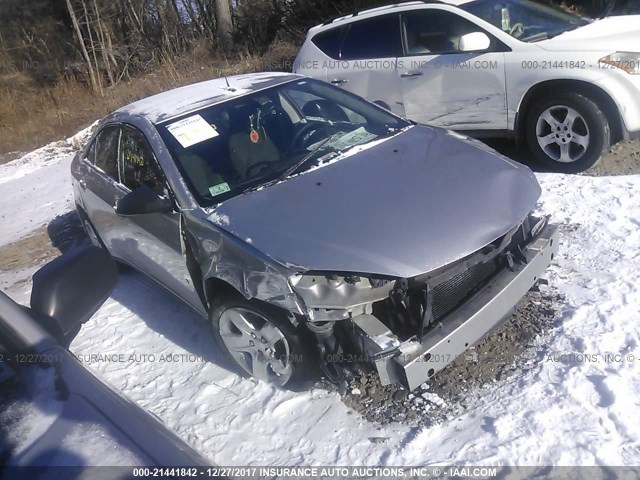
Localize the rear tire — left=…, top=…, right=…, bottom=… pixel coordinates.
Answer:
left=210, top=297, right=317, bottom=389
left=525, top=92, right=610, bottom=173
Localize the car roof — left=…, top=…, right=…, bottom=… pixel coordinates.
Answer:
left=116, top=72, right=303, bottom=124
left=439, top=0, right=473, bottom=5
left=314, top=0, right=473, bottom=30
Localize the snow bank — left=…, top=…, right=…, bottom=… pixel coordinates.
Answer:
left=0, top=122, right=96, bottom=246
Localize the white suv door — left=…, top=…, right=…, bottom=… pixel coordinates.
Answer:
left=398, top=8, right=509, bottom=131
left=324, top=13, right=405, bottom=117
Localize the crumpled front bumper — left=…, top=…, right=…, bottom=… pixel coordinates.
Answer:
left=371, top=223, right=559, bottom=391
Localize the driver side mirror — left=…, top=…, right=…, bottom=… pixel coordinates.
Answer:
left=115, top=186, right=173, bottom=216
left=459, top=32, right=491, bottom=52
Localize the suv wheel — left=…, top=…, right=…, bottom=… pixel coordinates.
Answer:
left=525, top=92, right=610, bottom=173
left=210, top=299, right=315, bottom=388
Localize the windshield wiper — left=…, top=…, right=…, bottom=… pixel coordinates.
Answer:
left=242, top=127, right=401, bottom=194
left=276, top=132, right=343, bottom=182
left=241, top=178, right=280, bottom=195
left=599, top=0, right=616, bottom=19
left=524, top=32, right=550, bottom=42
left=240, top=133, right=341, bottom=195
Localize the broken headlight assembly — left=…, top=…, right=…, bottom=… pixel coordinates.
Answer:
left=289, top=272, right=395, bottom=322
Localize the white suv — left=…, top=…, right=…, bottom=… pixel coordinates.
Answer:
left=294, top=0, right=640, bottom=172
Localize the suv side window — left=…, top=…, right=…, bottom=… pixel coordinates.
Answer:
left=340, top=14, right=401, bottom=60
left=120, top=126, right=165, bottom=196
left=94, top=126, right=121, bottom=181
left=311, top=25, right=347, bottom=59
left=401, top=10, right=483, bottom=55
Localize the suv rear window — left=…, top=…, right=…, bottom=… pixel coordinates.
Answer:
left=340, top=14, right=401, bottom=60
left=311, top=26, right=346, bottom=59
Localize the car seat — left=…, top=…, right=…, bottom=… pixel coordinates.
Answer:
left=178, top=151, right=226, bottom=198
left=228, top=100, right=281, bottom=181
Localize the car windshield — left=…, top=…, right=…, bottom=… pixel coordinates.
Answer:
left=157, top=78, right=408, bottom=206
left=461, top=0, right=590, bottom=42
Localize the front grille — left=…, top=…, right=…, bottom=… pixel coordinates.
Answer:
left=431, top=259, right=500, bottom=322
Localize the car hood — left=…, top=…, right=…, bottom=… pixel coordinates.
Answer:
left=537, top=15, right=640, bottom=52
left=209, top=126, right=541, bottom=278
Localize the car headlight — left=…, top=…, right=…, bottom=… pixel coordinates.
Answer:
left=599, top=52, right=640, bottom=75
left=289, top=273, right=395, bottom=319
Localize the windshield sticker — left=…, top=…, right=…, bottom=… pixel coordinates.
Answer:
left=209, top=182, right=231, bottom=197
left=167, top=114, right=218, bottom=148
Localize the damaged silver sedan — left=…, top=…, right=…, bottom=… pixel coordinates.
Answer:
left=71, top=72, right=558, bottom=391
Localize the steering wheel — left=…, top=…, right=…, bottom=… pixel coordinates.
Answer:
left=246, top=161, right=274, bottom=179
left=290, top=123, right=333, bottom=151
left=510, top=22, right=525, bottom=38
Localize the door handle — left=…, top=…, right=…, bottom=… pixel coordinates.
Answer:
left=330, top=78, right=349, bottom=85
left=401, top=72, right=423, bottom=78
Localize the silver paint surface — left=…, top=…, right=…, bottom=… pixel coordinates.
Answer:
left=211, top=124, right=540, bottom=278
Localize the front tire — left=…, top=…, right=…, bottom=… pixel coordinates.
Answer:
left=78, top=209, right=106, bottom=249
left=210, top=298, right=316, bottom=388
left=525, top=92, right=610, bottom=173
left=78, top=208, right=130, bottom=272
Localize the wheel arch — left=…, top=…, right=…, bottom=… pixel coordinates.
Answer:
left=203, top=276, right=304, bottom=323
left=515, top=79, right=623, bottom=144
left=204, top=276, right=247, bottom=311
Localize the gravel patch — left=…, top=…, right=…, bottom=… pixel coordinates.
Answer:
left=0, top=210, right=86, bottom=273
left=486, top=139, right=640, bottom=176
left=319, top=285, right=565, bottom=428
left=585, top=140, right=640, bottom=177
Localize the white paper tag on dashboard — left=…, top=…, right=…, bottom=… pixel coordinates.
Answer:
left=167, top=114, right=218, bottom=148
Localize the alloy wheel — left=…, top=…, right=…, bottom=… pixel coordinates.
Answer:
left=218, top=307, right=293, bottom=386
left=536, top=105, right=590, bottom=163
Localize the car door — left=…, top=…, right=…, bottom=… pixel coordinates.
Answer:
left=398, top=8, right=508, bottom=131
left=116, top=125, right=206, bottom=315
left=79, top=125, right=128, bottom=254
left=329, top=13, right=405, bottom=117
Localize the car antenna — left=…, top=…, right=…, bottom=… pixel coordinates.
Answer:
left=224, top=76, right=236, bottom=92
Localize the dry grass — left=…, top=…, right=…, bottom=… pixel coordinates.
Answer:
left=0, top=41, right=299, bottom=156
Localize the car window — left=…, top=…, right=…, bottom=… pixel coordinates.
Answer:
left=341, top=14, right=401, bottom=60
left=120, top=126, right=165, bottom=196
left=157, top=79, right=408, bottom=207
left=286, top=89, right=366, bottom=124
left=94, top=126, right=121, bottom=181
left=311, top=25, right=347, bottom=60
left=460, top=0, right=588, bottom=42
left=401, top=9, right=483, bottom=55
left=86, top=139, right=96, bottom=163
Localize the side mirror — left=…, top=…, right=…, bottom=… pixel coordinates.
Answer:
left=115, top=186, right=173, bottom=216
left=30, top=246, right=118, bottom=345
left=459, top=32, right=491, bottom=52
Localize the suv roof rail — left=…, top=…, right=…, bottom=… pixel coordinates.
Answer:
left=321, top=0, right=445, bottom=26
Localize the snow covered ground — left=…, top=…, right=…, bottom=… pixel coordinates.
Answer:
left=1, top=132, right=639, bottom=467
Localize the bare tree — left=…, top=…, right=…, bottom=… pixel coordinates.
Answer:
left=213, top=0, right=233, bottom=52
left=65, top=0, right=101, bottom=92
